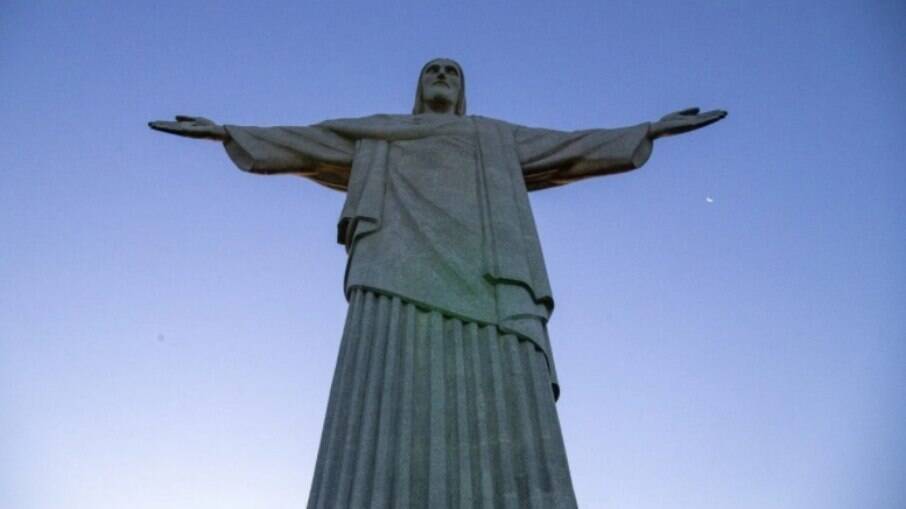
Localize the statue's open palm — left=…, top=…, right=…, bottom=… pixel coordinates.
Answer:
left=649, top=107, right=727, bottom=139
left=148, top=115, right=227, bottom=141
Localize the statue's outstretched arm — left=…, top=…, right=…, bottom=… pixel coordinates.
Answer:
left=516, top=106, right=726, bottom=191
left=516, top=122, right=653, bottom=190
left=150, top=115, right=356, bottom=191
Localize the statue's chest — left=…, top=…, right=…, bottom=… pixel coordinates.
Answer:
left=383, top=133, right=483, bottom=234
left=389, top=129, right=477, bottom=172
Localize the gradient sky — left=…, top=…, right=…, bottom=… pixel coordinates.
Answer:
left=1, top=1, right=904, bottom=508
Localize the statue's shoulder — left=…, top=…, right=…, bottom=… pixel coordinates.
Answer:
left=469, top=114, right=502, bottom=123
left=360, top=114, right=511, bottom=124
left=364, top=113, right=411, bottom=122
left=329, top=114, right=513, bottom=127
left=319, top=114, right=521, bottom=140
left=318, top=113, right=406, bottom=125
left=469, top=115, right=520, bottom=130
left=317, top=114, right=414, bottom=134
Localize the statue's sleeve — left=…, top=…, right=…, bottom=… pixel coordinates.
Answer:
left=222, top=125, right=355, bottom=191
left=513, top=123, right=653, bottom=191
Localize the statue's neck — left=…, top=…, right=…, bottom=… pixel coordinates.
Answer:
left=421, top=98, right=456, bottom=115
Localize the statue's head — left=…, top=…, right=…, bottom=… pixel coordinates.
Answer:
left=413, top=58, right=466, bottom=115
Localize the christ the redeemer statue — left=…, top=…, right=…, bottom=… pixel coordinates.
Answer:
left=150, top=58, right=726, bottom=508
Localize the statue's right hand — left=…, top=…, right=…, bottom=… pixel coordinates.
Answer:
left=148, top=115, right=227, bottom=141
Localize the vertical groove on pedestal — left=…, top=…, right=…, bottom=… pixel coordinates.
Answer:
left=466, top=321, right=497, bottom=508
left=428, top=311, right=448, bottom=507
left=451, top=319, right=474, bottom=509
left=485, top=325, right=519, bottom=509
left=390, top=302, right=416, bottom=508
left=348, top=295, right=393, bottom=507
left=307, top=289, right=578, bottom=509
left=366, top=297, right=402, bottom=507
left=310, top=290, right=366, bottom=509
left=332, top=292, right=380, bottom=508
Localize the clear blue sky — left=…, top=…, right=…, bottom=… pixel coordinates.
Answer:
left=1, top=1, right=903, bottom=508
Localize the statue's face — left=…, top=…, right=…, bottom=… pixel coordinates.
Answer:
left=420, top=59, right=461, bottom=109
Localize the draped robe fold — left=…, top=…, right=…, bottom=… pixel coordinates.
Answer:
left=223, top=114, right=651, bottom=507
left=223, top=114, right=651, bottom=400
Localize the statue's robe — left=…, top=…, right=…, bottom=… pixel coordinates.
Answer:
left=223, top=114, right=651, bottom=508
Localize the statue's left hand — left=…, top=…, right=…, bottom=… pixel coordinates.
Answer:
left=649, top=108, right=727, bottom=139
left=148, top=115, right=228, bottom=141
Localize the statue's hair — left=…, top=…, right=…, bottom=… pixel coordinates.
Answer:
left=412, top=58, right=466, bottom=115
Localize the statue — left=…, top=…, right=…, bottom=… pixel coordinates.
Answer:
left=150, top=58, right=726, bottom=508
